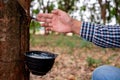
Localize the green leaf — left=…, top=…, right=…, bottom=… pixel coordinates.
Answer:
left=32, top=9, right=39, bottom=14
left=80, top=6, right=86, bottom=11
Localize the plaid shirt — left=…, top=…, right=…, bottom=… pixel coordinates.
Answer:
left=80, top=22, right=120, bottom=48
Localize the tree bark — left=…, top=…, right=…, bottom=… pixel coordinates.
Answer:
left=0, top=0, right=30, bottom=80
left=98, top=0, right=107, bottom=24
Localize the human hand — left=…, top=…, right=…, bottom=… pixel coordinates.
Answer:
left=37, top=9, right=73, bottom=33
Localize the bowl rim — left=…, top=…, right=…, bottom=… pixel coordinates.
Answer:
left=24, top=50, right=58, bottom=59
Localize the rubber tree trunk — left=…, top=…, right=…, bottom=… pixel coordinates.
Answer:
left=0, top=0, right=30, bottom=80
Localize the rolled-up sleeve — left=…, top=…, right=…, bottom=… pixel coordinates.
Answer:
left=80, top=22, right=120, bottom=48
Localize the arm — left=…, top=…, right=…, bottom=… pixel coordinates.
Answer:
left=81, top=22, right=120, bottom=48
left=37, top=9, right=120, bottom=48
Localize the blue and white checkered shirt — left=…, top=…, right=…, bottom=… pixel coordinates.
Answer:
left=80, top=22, right=120, bottom=48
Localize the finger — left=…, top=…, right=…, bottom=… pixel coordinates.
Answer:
left=51, top=9, right=58, bottom=14
left=37, top=17, right=52, bottom=23
left=51, top=9, right=61, bottom=13
left=44, top=13, right=53, bottom=18
left=50, top=27, right=54, bottom=31
left=37, top=13, right=53, bottom=19
left=46, top=19, right=52, bottom=23
left=46, top=27, right=52, bottom=31
left=48, top=23, right=52, bottom=26
left=45, top=27, right=50, bottom=32
left=41, top=23, right=49, bottom=27
left=37, top=17, right=46, bottom=22
left=41, top=23, right=52, bottom=27
left=46, top=27, right=54, bottom=31
left=52, top=9, right=64, bottom=15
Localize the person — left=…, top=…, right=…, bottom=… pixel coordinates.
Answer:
left=36, top=9, right=120, bottom=80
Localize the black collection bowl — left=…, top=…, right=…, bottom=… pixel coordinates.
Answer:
left=24, top=51, right=57, bottom=76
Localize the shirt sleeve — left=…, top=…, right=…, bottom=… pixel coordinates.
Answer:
left=80, top=22, right=120, bottom=48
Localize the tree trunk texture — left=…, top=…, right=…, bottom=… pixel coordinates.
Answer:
left=98, top=0, right=107, bottom=24
left=0, top=0, right=30, bottom=80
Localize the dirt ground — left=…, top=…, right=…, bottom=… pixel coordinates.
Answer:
left=29, top=45, right=120, bottom=80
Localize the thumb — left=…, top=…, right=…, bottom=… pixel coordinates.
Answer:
left=52, top=9, right=64, bottom=15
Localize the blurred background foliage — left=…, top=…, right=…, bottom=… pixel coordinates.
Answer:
left=30, top=0, right=120, bottom=34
